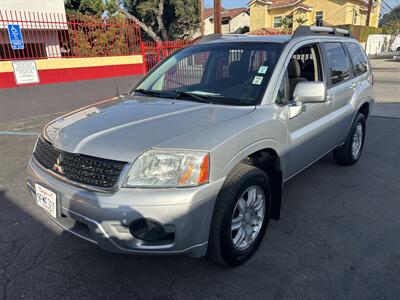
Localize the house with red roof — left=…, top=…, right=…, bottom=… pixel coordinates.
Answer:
left=202, top=7, right=250, bottom=35
left=249, top=0, right=381, bottom=32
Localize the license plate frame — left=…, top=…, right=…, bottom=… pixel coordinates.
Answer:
left=35, top=183, right=59, bottom=219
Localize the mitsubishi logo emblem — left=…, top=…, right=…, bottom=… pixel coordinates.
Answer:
left=52, top=154, right=64, bottom=174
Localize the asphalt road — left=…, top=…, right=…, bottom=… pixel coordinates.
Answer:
left=0, top=113, right=399, bottom=299
left=0, top=60, right=400, bottom=299
left=0, top=76, right=141, bottom=123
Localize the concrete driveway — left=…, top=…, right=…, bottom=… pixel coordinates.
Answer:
left=0, top=59, right=399, bottom=299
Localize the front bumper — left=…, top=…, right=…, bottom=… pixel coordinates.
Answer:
left=27, top=158, right=225, bottom=257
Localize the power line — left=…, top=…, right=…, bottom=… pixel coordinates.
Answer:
left=381, top=0, right=396, bottom=12
left=381, top=0, right=394, bottom=11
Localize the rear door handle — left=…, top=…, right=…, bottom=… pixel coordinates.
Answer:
left=351, top=82, right=358, bottom=89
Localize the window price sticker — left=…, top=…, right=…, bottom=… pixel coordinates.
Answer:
left=252, top=76, right=264, bottom=85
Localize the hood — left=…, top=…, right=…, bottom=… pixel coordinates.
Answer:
left=44, top=96, right=255, bottom=162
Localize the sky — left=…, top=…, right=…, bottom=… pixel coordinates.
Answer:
left=204, top=0, right=400, bottom=13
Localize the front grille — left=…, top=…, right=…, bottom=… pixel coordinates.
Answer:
left=33, top=137, right=127, bottom=189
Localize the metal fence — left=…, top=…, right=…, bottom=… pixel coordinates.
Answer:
left=142, top=40, right=194, bottom=71
left=0, top=10, right=142, bottom=60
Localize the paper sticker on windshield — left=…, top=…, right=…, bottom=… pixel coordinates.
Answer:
left=252, top=76, right=264, bottom=85
left=258, top=66, right=268, bottom=74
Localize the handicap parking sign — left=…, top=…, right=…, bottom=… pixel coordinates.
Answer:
left=7, top=24, right=24, bottom=50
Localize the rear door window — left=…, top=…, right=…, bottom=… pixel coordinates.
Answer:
left=345, top=43, right=368, bottom=76
left=324, top=43, right=351, bottom=85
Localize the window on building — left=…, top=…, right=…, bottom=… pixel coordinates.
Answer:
left=345, top=43, right=368, bottom=76
left=273, top=16, right=283, bottom=28
left=353, top=9, right=358, bottom=24
left=222, top=18, right=230, bottom=25
left=324, top=43, right=351, bottom=85
left=316, top=11, right=323, bottom=26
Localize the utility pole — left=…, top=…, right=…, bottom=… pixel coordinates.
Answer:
left=214, top=0, right=222, bottom=34
left=200, top=0, right=204, bottom=36
left=366, top=0, right=373, bottom=27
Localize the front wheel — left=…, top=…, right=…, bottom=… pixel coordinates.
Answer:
left=333, top=113, right=366, bottom=166
left=207, top=163, right=271, bottom=267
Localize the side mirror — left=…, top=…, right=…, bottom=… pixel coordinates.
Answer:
left=293, top=82, right=327, bottom=103
left=288, top=82, right=327, bottom=119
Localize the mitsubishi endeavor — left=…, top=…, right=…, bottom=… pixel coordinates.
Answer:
left=27, top=26, right=374, bottom=266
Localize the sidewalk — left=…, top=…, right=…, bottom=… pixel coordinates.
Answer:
left=372, top=103, right=400, bottom=119
left=370, top=59, right=400, bottom=104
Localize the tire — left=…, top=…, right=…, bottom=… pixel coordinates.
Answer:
left=207, top=163, right=271, bottom=267
left=333, top=113, right=366, bottom=166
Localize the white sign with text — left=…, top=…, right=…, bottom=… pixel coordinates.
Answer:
left=12, top=60, right=40, bottom=85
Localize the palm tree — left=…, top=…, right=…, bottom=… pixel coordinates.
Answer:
left=281, top=16, right=293, bottom=34
left=295, top=16, right=308, bottom=27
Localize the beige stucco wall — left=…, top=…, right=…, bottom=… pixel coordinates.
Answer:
left=250, top=2, right=266, bottom=31
left=227, top=12, right=250, bottom=33
left=204, top=17, right=214, bottom=35
left=204, top=13, right=250, bottom=35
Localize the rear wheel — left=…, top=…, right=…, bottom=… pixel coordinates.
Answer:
left=333, top=113, right=366, bottom=165
left=207, top=163, right=271, bottom=267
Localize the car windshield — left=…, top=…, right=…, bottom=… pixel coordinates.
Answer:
left=133, top=42, right=284, bottom=106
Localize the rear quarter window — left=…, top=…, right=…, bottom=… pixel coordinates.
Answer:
left=324, top=42, right=351, bottom=85
left=345, top=43, right=368, bottom=76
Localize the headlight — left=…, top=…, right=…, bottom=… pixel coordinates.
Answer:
left=125, top=149, right=209, bottom=187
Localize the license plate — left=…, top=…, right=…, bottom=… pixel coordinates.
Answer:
left=35, top=184, right=58, bottom=218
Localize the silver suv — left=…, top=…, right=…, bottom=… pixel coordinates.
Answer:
left=27, top=26, right=374, bottom=266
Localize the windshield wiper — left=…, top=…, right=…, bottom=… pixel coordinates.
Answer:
left=134, top=89, right=212, bottom=104
left=171, top=90, right=213, bottom=104
left=134, top=89, right=163, bottom=97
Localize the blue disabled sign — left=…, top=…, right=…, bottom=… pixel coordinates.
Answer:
left=7, top=24, right=24, bottom=50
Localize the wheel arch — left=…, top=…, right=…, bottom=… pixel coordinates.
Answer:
left=245, top=148, right=283, bottom=221
left=221, top=144, right=284, bottom=221
left=358, top=101, right=370, bottom=119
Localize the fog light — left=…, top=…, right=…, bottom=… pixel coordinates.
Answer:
left=129, top=218, right=167, bottom=241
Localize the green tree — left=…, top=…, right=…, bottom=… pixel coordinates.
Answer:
left=380, top=4, right=400, bottom=26
left=281, top=16, right=293, bottom=34
left=382, top=19, right=400, bottom=50
left=121, top=0, right=200, bottom=41
left=65, top=0, right=117, bottom=16
left=64, top=0, right=138, bottom=58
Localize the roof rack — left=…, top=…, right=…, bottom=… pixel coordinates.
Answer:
left=293, top=26, right=353, bottom=38
left=195, top=33, right=250, bottom=44
left=195, top=34, right=223, bottom=44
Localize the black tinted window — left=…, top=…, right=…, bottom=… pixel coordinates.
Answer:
left=325, top=43, right=351, bottom=85
left=345, top=43, right=368, bottom=76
